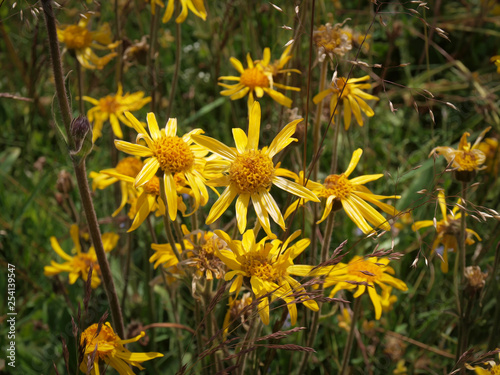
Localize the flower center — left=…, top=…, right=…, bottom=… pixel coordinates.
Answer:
left=80, top=323, right=118, bottom=356
left=62, top=25, right=93, bottom=49
left=347, top=259, right=383, bottom=282
left=453, top=151, right=478, bottom=171
left=229, top=150, right=275, bottom=194
left=143, top=176, right=161, bottom=195
left=153, top=136, right=195, bottom=174
left=240, top=67, right=270, bottom=90
left=98, top=95, right=120, bottom=114
left=323, top=174, right=353, bottom=200
left=115, top=157, right=143, bottom=178
left=242, top=254, right=282, bottom=282
left=73, top=253, right=100, bottom=273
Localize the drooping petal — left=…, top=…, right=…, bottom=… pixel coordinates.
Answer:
left=247, top=101, right=261, bottom=151
left=206, top=186, right=238, bottom=224
left=344, top=148, right=363, bottom=177
left=164, top=173, right=178, bottom=221
left=135, top=158, right=160, bottom=187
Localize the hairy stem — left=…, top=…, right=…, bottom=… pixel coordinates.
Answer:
left=340, top=297, right=362, bottom=375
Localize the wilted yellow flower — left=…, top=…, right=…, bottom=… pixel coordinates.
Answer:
left=412, top=190, right=481, bottom=273
left=192, top=102, right=319, bottom=238
left=313, top=22, right=352, bottom=61
left=324, top=256, right=408, bottom=320
left=115, top=112, right=209, bottom=221
left=83, top=84, right=151, bottom=141
left=313, top=75, right=379, bottom=130
left=160, top=0, right=207, bottom=23
left=215, top=229, right=325, bottom=325
left=219, top=51, right=297, bottom=109
left=430, top=128, right=490, bottom=181
left=182, top=226, right=226, bottom=280
left=44, top=225, right=118, bottom=288
left=79, top=322, right=163, bottom=375
left=57, top=14, right=119, bottom=70
left=223, top=292, right=253, bottom=336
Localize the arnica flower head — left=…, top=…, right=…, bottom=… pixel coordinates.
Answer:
left=192, top=102, right=319, bottom=238
left=79, top=322, right=163, bottom=375
left=286, top=149, right=399, bottom=234
left=44, top=225, right=118, bottom=288
left=313, top=75, right=379, bottom=130
left=412, top=190, right=481, bottom=273
left=430, top=127, right=490, bottom=181
left=466, top=352, right=500, bottom=374
left=324, top=256, right=408, bottom=320
left=181, top=226, right=226, bottom=281
left=218, top=50, right=298, bottom=109
left=491, top=55, right=500, bottom=73
left=115, top=112, right=209, bottom=221
left=57, top=14, right=120, bottom=70
left=215, top=229, right=327, bottom=325
left=313, top=22, right=352, bottom=62
left=158, top=0, right=207, bottom=23
left=83, top=84, right=151, bottom=141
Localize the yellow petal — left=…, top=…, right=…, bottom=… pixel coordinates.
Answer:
left=135, top=158, right=160, bottom=187
left=236, top=194, right=250, bottom=234
left=344, top=149, right=363, bottom=177
left=164, top=173, right=178, bottom=221
left=206, top=186, right=237, bottom=224
left=247, top=101, right=261, bottom=151
left=147, top=112, right=161, bottom=141
left=267, top=119, right=301, bottom=158
left=191, top=134, right=237, bottom=161
left=115, top=140, right=153, bottom=157
left=232, top=128, right=248, bottom=154
left=272, top=176, right=320, bottom=202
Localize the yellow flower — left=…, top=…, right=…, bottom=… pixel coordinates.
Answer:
left=215, top=229, right=324, bottom=325
left=287, top=149, right=399, bottom=234
left=313, top=22, right=352, bottom=61
left=412, top=190, right=481, bottom=273
left=44, top=225, right=118, bottom=288
left=466, top=352, right=500, bottom=374
left=219, top=51, right=297, bottom=109
left=430, top=128, right=490, bottom=173
left=313, top=75, right=379, bottom=130
left=324, top=256, right=408, bottom=319
left=57, top=14, right=119, bottom=70
left=192, top=102, right=319, bottom=238
left=79, top=322, right=163, bottom=375
left=161, top=0, right=207, bottom=23
left=83, top=84, right=151, bottom=141
left=393, top=360, right=408, bottom=374
left=114, top=112, right=209, bottom=221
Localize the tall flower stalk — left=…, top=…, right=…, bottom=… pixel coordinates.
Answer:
left=42, top=0, right=125, bottom=337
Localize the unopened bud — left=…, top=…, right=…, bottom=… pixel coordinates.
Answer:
left=70, top=116, right=93, bottom=164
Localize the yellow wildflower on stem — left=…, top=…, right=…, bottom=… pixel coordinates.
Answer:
left=466, top=353, right=500, bottom=374
left=44, top=225, right=118, bottom=288
left=215, top=229, right=325, bottom=325
left=192, top=102, right=319, bottom=238
left=219, top=51, right=298, bottom=109
left=313, top=75, right=379, bottom=130
left=57, top=14, right=120, bottom=70
left=324, top=256, right=408, bottom=320
left=79, top=322, right=163, bottom=375
left=430, top=127, right=490, bottom=181
left=82, top=84, right=151, bottom=141
left=412, top=191, right=481, bottom=273
left=162, top=0, right=207, bottom=23
left=114, top=112, right=209, bottom=221
left=286, top=149, right=399, bottom=234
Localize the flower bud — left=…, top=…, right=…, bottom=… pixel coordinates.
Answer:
left=70, top=116, right=93, bottom=164
left=56, top=170, right=73, bottom=194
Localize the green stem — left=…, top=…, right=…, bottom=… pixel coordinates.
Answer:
left=238, top=310, right=260, bottom=375
left=165, top=20, right=182, bottom=120
left=340, top=297, right=362, bottom=375
left=456, top=181, right=468, bottom=370
left=114, top=0, right=123, bottom=86
left=43, top=0, right=124, bottom=337
left=329, top=112, right=341, bottom=175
